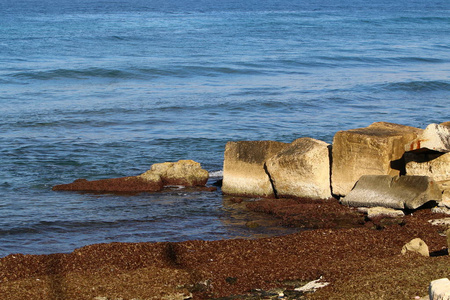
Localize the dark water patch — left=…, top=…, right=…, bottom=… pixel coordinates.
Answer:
left=396, top=57, right=446, bottom=64
left=391, top=16, right=450, bottom=24
left=379, top=80, right=450, bottom=92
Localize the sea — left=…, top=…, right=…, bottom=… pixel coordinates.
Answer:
left=1, top=0, right=449, bottom=257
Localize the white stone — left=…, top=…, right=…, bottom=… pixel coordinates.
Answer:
left=401, top=238, right=430, bottom=257
left=432, top=206, right=450, bottom=215
left=406, top=123, right=450, bottom=153
left=429, top=278, right=450, bottom=300
left=367, top=207, right=405, bottom=219
left=428, top=218, right=450, bottom=226
left=295, top=277, right=330, bottom=292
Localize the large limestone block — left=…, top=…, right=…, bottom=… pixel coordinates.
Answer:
left=141, top=160, right=209, bottom=186
left=265, top=137, right=332, bottom=199
left=429, top=278, right=450, bottom=300
left=341, top=175, right=442, bottom=209
left=331, top=122, right=422, bottom=196
left=222, top=140, right=289, bottom=197
left=406, top=123, right=450, bottom=153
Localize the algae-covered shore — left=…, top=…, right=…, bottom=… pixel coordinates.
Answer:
left=1, top=199, right=448, bottom=300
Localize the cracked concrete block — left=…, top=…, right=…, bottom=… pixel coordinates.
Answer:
left=222, top=140, right=289, bottom=197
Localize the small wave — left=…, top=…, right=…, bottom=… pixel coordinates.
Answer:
left=12, top=67, right=136, bottom=81
left=209, top=170, right=223, bottom=178
left=380, top=80, right=450, bottom=92
left=8, top=64, right=264, bottom=82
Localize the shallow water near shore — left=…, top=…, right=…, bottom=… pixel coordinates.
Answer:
left=1, top=0, right=449, bottom=257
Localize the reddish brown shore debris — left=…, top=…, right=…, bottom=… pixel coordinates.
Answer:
left=246, top=197, right=366, bottom=229
left=52, top=177, right=163, bottom=193
left=0, top=201, right=448, bottom=300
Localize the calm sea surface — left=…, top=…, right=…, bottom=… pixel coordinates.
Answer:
left=0, top=0, right=449, bottom=257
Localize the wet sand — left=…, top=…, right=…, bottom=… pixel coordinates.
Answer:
left=1, top=199, right=448, bottom=299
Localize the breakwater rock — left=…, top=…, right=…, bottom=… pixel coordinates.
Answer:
left=222, top=121, right=450, bottom=212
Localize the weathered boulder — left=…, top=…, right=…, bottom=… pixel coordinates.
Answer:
left=401, top=238, right=429, bottom=257
left=265, top=137, right=332, bottom=199
left=429, top=278, right=450, bottom=300
left=341, top=175, right=442, bottom=209
left=222, top=140, right=289, bottom=197
left=331, top=122, right=422, bottom=196
left=140, top=160, right=209, bottom=187
left=53, top=160, right=209, bottom=193
left=406, top=123, right=450, bottom=153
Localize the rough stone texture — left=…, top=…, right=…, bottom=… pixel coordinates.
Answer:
left=341, top=175, right=442, bottom=210
left=367, top=207, right=405, bottom=219
left=265, top=137, right=332, bottom=199
left=141, top=160, right=209, bottom=187
left=429, top=278, right=450, bottom=300
left=331, top=122, right=422, bottom=196
left=447, top=229, right=450, bottom=256
left=405, top=152, right=450, bottom=208
left=428, top=218, right=450, bottom=226
left=406, top=123, right=450, bottom=153
left=440, top=196, right=450, bottom=208
left=442, top=191, right=450, bottom=206
left=432, top=206, right=450, bottom=215
left=222, top=140, right=289, bottom=197
left=401, top=238, right=430, bottom=257
left=405, top=152, right=450, bottom=188
left=52, top=176, right=164, bottom=193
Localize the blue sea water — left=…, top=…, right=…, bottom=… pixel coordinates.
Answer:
left=0, top=0, right=449, bottom=257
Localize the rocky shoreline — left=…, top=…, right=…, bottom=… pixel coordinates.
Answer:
left=3, top=121, right=450, bottom=299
